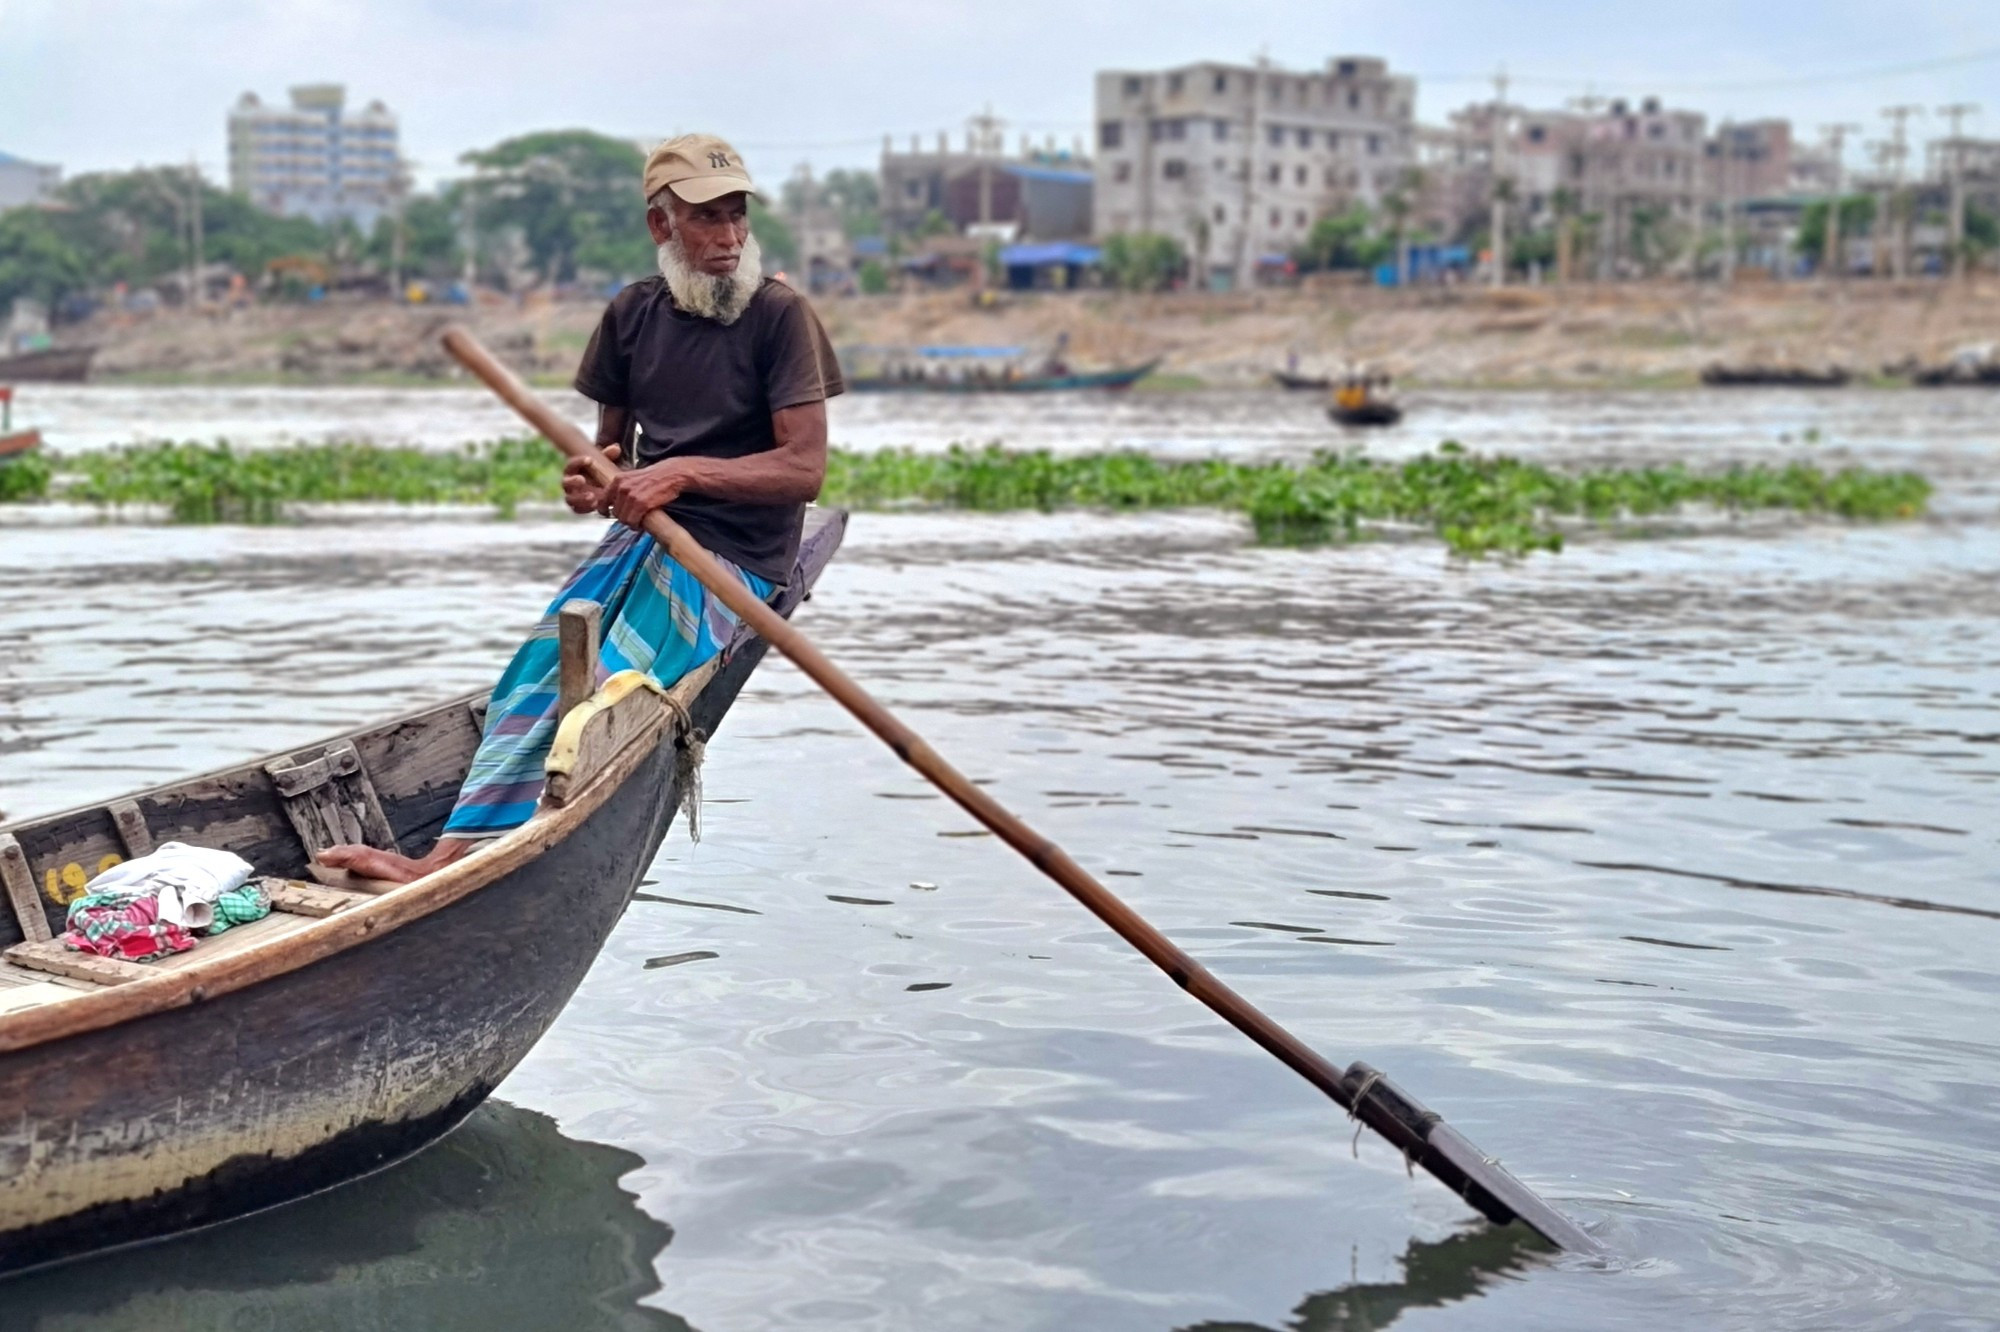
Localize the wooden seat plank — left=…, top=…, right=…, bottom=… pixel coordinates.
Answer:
left=264, top=879, right=372, bottom=918
left=4, top=941, right=151, bottom=987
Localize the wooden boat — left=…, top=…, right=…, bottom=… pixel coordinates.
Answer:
left=0, top=387, right=38, bottom=459
left=1327, top=400, right=1403, bottom=427
left=0, top=346, right=95, bottom=384
left=1700, top=362, right=1850, bottom=387
left=0, top=509, right=846, bottom=1274
left=849, top=359, right=1160, bottom=393
left=1271, top=370, right=1331, bottom=391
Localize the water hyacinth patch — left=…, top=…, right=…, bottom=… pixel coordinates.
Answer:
left=10, top=438, right=1932, bottom=559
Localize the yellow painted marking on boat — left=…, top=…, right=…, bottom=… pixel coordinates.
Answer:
left=42, top=858, right=115, bottom=905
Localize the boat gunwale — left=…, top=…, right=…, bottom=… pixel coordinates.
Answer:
left=0, top=505, right=847, bottom=1056
left=0, top=678, right=685, bottom=1056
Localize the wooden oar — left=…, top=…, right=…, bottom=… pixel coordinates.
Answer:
left=440, top=326, right=1602, bottom=1254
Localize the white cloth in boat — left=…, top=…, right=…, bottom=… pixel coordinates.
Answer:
left=82, top=842, right=256, bottom=930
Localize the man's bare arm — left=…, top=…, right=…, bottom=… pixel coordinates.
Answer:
left=600, top=401, right=827, bottom=527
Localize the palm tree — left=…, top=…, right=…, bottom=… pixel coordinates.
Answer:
left=1382, top=167, right=1425, bottom=286
left=1550, top=187, right=1580, bottom=285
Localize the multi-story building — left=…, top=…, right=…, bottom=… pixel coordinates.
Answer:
left=1710, top=119, right=1794, bottom=200
left=878, top=117, right=1091, bottom=241
left=1425, top=94, right=1710, bottom=275
left=1092, top=55, right=1417, bottom=287
left=0, top=151, right=60, bottom=212
left=228, top=85, right=400, bottom=229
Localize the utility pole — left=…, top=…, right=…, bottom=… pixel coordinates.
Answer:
left=389, top=156, right=410, bottom=299
left=1936, top=103, right=1980, bottom=279
left=187, top=158, right=204, bottom=308
left=1881, top=104, right=1923, bottom=279
left=1865, top=140, right=1894, bottom=277
left=1819, top=123, right=1860, bottom=279
left=1718, top=119, right=1736, bottom=284
left=1235, top=54, right=1269, bottom=292
left=1489, top=67, right=1509, bottom=287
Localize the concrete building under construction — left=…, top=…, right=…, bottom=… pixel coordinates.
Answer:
left=878, top=116, right=1092, bottom=242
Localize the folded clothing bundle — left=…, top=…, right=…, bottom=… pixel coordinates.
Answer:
left=61, top=842, right=271, bottom=963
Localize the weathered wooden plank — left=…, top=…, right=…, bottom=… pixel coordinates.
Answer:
left=0, top=835, right=51, bottom=944
left=558, top=599, right=603, bottom=720
left=0, top=980, right=82, bottom=1016
left=149, top=911, right=318, bottom=969
left=0, top=959, right=98, bottom=992
left=265, top=742, right=400, bottom=860
left=107, top=800, right=155, bottom=859
left=352, top=700, right=485, bottom=859
left=4, top=940, right=148, bottom=986
left=544, top=671, right=675, bottom=806
left=266, top=879, right=371, bottom=918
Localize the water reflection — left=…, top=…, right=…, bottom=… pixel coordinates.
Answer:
left=1180, top=1225, right=1545, bottom=1332
left=0, top=1102, right=687, bottom=1332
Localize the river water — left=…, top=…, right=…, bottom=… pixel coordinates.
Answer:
left=0, top=387, right=1995, bottom=1330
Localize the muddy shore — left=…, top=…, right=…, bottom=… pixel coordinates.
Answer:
left=72, top=278, right=2000, bottom=389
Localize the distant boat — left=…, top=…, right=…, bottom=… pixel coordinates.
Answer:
left=1326, top=367, right=1403, bottom=427
left=1327, top=400, right=1403, bottom=427
left=0, top=345, right=95, bottom=383
left=848, top=358, right=1161, bottom=394
left=1271, top=370, right=1331, bottom=391
left=0, top=386, right=41, bottom=458
left=1700, top=362, right=1850, bottom=388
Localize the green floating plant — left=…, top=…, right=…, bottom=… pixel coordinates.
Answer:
left=16, top=438, right=1931, bottom=559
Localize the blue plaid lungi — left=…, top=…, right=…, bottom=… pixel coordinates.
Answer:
left=443, top=524, right=774, bottom=836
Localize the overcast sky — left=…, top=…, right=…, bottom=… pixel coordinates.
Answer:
left=4, top=0, right=1996, bottom=188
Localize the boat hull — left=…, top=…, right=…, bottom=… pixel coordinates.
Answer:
left=0, top=647, right=768, bottom=1274
left=0, top=509, right=845, bottom=1275
left=1271, top=371, right=1330, bottom=390
left=848, top=360, right=1159, bottom=393
left=0, top=347, right=95, bottom=384
left=1327, top=402, right=1403, bottom=426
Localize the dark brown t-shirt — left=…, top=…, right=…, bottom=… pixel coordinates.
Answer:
left=573, top=276, right=844, bottom=583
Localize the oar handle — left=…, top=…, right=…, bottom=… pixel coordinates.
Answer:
left=439, top=326, right=1599, bottom=1254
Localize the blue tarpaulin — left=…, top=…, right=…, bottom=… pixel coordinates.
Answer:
left=999, top=242, right=1101, bottom=268
left=913, top=345, right=1028, bottom=358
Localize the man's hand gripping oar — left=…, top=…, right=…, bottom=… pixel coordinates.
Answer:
left=439, top=326, right=1604, bottom=1256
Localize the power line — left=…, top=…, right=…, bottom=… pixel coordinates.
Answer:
left=1422, top=43, right=2000, bottom=94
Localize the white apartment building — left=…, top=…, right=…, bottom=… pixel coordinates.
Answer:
left=1093, top=55, right=1416, bottom=286
left=228, top=85, right=400, bottom=229
left=0, top=151, right=60, bottom=212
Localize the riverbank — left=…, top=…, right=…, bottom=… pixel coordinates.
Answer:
left=63, top=278, right=2000, bottom=390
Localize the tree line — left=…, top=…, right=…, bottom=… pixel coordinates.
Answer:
left=0, top=131, right=798, bottom=318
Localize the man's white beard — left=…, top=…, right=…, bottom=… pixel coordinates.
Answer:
left=658, top=230, right=762, bottom=325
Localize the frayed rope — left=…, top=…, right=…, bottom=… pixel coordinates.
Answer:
left=666, top=697, right=706, bottom=844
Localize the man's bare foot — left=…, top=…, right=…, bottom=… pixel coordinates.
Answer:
left=315, top=837, right=477, bottom=885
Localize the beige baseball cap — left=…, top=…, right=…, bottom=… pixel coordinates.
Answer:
left=642, top=134, right=757, bottom=205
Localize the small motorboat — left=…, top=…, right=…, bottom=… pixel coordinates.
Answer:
left=1271, top=369, right=1330, bottom=391
left=1327, top=368, right=1403, bottom=427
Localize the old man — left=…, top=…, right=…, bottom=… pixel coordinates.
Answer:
left=320, top=134, right=842, bottom=883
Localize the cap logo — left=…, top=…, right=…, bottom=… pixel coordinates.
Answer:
left=707, top=151, right=732, bottom=169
